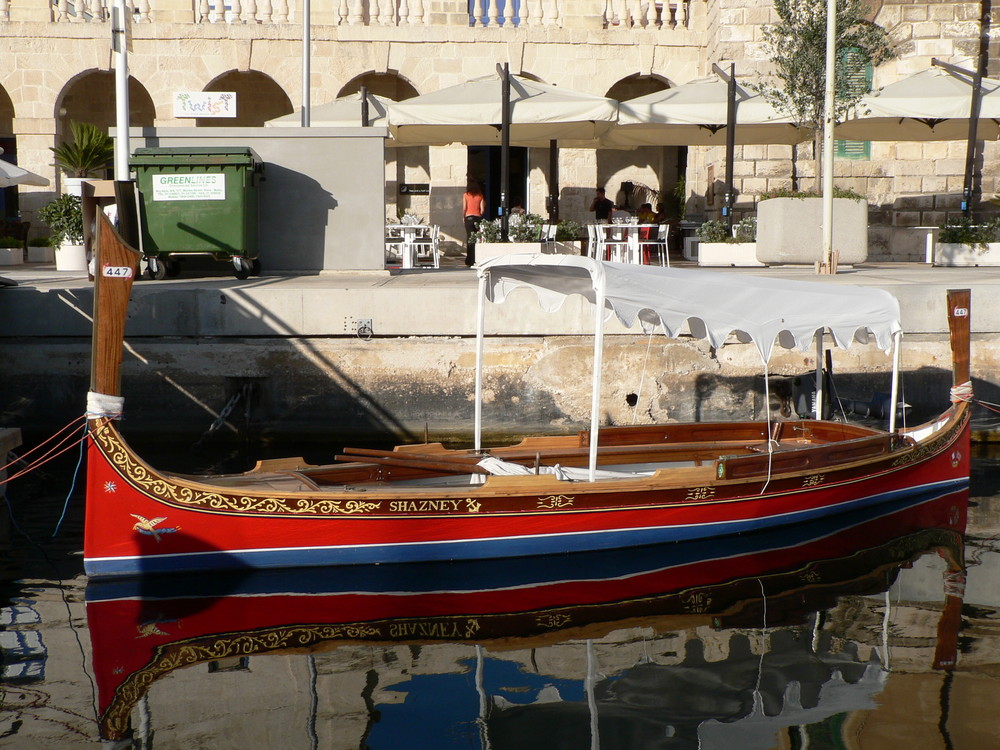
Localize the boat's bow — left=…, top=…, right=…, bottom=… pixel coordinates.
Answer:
left=89, top=211, right=141, bottom=417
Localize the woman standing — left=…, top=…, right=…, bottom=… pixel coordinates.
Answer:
left=463, top=179, right=486, bottom=266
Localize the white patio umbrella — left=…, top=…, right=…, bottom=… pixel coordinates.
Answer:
left=385, top=73, right=619, bottom=146
left=0, top=149, right=50, bottom=188
left=265, top=90, right=392, bottom=128
left=836, top=65, right=1000, bottom=141
left=602, top=75, right=812, bottom=147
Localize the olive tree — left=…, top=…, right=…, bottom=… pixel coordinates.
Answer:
left=753, top=0, right=896, bottom=183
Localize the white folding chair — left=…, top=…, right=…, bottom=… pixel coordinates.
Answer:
left=541, top=223, right=558, bottom=253
left=638, top=224, right=670, bottom=267
left=602, top=225, right=630, bottom=263
left=586, top=224, right=602, bottom=259
left=413, top=225, right=440, bottom=268
left=385, top=225, right=404, bottom=266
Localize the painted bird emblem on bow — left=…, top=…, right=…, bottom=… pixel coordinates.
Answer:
left=131, top=514, right=180, bottom=542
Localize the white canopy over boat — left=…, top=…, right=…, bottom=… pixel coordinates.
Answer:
left=474, top=254, right=904, bottom=479
left=477, top=254, right=901, bottom=361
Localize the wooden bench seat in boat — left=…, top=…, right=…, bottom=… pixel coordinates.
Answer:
left=194, top=470, right=322, bottom=492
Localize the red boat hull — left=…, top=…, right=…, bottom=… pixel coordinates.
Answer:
left=83, top=410, right=970, bottom=577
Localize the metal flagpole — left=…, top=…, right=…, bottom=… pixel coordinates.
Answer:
left=820, top=0, right=836, bottom=273
left=112, top=0, right=130, bottom=182
left=111, top=0, right=142, bottom=253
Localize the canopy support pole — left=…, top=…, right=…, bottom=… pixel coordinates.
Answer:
left=360, top=85, right=369, bottom=127
left=474, top=272, right=488, bottom=452
left=889, top=330, right=902, bottom=433
left=588, top=273, right=607, bottom=482
left=814, top=331, right=824, bottom=421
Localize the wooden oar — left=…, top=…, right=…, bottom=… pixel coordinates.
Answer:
left=341, top=446, right=482, bottom=465
left=335, top=451, right=490, bottom=475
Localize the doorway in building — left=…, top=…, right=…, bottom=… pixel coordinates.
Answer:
left=467, top=145, right=528, bottom=220
left=0, top=137, right=18, bottom=218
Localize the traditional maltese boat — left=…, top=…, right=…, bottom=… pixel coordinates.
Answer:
left=84, top=214, right=972, bottom=578
left=87, top=485, right=968, bottom=742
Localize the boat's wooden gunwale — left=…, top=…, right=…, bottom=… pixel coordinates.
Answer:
left=91, top=401, right=968, bottom=522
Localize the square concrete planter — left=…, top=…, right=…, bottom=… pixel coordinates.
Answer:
left=55, top=243, right=88, bottom=272
left=697, top=242, right=763, bottom=267
left=552, top=240, right=583, bottom=255
left=476, top=241, right=545, bottom=262
left=934, top=242, right=1000, bottom=266
left=27, top=246, right=55, bottom=263
left=0, top=248, right=21, bottom=266
left=756, top=197, right=868, bottom=265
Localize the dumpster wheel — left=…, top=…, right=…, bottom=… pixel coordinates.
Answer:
left=145, top=257, right=167, bottom=281
left=234, top=257, right=252, bottom=280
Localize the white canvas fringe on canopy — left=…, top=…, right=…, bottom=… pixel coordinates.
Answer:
left=476, top=254, right=901, bottom=363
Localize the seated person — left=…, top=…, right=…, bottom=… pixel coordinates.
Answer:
left=653, top=202, right=669, bottom=224
left=636, top=203, right=656, bottom=238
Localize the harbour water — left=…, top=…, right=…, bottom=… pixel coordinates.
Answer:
left=2, top=444, right=999, bottom=749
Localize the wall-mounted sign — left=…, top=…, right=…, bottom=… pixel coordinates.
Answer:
left=399, top=183, right=430, bottom=195
left=152, top=173, right=226, bottom=201
left=173, top=92, right=237, bottom=119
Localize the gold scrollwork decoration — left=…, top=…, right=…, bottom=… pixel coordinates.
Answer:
left=681, top=591, right=712, bottom=613
left=536, top=613, right=571, bottom=629
left=101, top=623, right=375, bottom=738
left=537, top=494, right=575, bottom=509
left=685, top=486, right=716, bottom=501
left=94, top=425, right=383, bottom=518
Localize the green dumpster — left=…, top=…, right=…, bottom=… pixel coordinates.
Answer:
left=131, top=147, right=264, bottom=280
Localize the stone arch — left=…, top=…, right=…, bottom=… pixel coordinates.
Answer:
left=199, top=70, right=293, bottom=127
left=605, top=74, right=671, bottom=102
left=599, top=75, right=683, bottom=221
left=337, top=72, right=419, bottom=101
left=54, top=70, right=156, bottom=140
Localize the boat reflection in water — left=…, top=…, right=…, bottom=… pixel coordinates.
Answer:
left=87, top=486, right=968, bottom=748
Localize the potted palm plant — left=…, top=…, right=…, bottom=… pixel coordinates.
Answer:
left=50, top=121, right=114, bottom=195
left=38, top=193, right=87, bottom=271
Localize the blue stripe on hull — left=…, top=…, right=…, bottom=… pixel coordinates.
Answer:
left=84, top=478, right=968, bottom=579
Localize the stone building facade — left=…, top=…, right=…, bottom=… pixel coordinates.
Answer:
left=1, top=0, right=997, bottom=262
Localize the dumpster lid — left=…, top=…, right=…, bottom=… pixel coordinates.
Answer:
left=131, top=147, right=261, bottom=166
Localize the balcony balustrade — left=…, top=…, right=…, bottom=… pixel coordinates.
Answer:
left=0, top=0, right=691, bottom=29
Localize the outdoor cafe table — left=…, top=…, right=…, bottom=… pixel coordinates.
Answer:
left=592, top=224, right=658, bottom=264
left=385, top=224, right=431, bottom=269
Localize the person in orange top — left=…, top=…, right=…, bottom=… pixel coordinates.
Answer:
left=463, top=179, right=486, bottom=266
